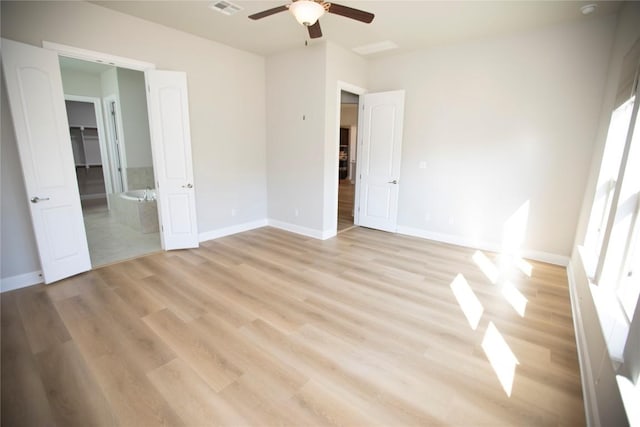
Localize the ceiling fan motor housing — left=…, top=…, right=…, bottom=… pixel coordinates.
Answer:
left=289, top=0, right=329, bottom=26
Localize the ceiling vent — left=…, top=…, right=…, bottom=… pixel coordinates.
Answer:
left=209, top=1, right=243, bottom=16
left=352, top=41, right=398, bottom=56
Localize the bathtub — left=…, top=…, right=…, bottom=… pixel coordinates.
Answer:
left=121, top=188, right=157, bottom=202
left=109, top=189, right=159, bottom=234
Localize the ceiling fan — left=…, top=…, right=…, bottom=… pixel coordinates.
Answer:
left=248, top=0, right=374, bottom=39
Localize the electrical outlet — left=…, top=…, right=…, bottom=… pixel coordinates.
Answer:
left=231, top=208, right=237, bottom=217
left=419, top=161, right=427, bottom=169
left=294, top=208, right=299, bottom=217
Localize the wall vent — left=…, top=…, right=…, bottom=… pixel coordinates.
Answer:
left=208, top=1, right=243, bottom=15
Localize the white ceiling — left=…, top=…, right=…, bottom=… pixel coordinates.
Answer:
left=91, top=1, right=622, bottom=58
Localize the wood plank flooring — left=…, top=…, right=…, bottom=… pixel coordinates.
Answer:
left=1, top=227, right=585, bottom=426
left=337, top=179, right=355, bottom=233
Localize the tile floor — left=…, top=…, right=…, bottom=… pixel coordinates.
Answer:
left=82, top=198, right=161, bottom=267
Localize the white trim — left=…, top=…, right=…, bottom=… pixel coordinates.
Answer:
left=43, top=41, right=155, bottom=71
left=103, top=95, right=128, bottom=193
left=522, top=250, right=570, bottom=267
left=321, top=228, right=337, bottom=240
left=1, top=271, right=44, bottom=293
left=567, top=260, right=600, bottom=427
left=198, top=219, right=268, bottom=242
left=268, top=219, right=327, bottom=240
left=348, top=125, right=357, bottom=183
left=396, top=225, right=570, bottom=266
left=333, top=81, right=366, bottom=234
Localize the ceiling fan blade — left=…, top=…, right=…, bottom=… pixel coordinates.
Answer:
left=307, top=21, right=322, bottom=39
left=248, top=5, right=288, bottom=20
left=327, top=2, right=374, bottom=23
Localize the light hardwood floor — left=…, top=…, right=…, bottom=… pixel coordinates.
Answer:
left=337, top=179, right=355, bottom=233
left=1, top=227, right=584, bottom=426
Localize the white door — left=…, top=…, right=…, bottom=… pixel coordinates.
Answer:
left=146, top=70, right=199, bottom=250
left=356, top=90, right=405, bottom=232
left=2, top=38, right=91, bottom=283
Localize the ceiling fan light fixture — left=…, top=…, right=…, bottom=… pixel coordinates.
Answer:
left=289, top=1, right=325, bottom=26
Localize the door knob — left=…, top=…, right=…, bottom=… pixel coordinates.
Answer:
left=182, top=183, right=193, bottom=189
left=30, top=196, right=51, bottom=203
left=388, top=180, right=398, bottom=184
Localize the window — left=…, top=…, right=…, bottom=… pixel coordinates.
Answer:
left=584, top=39, right=640, bottom=331
left=584, top=97, right=635, bottom=272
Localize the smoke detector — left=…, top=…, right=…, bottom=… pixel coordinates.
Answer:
left=580, top=4, right=597, bottom=15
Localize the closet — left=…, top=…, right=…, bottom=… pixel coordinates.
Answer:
left=66, top=100, right=107, bottom=203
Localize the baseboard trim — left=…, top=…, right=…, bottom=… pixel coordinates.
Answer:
left=267, top=219, right=326, bottom=240
left=567, top=260, right=599, bottom=427
left=1, top=270, right=44, bottom=293
left=396, top=226, right=569, bottom=266
left=198, top=219, right=268, bottom=242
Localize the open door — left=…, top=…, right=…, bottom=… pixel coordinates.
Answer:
left=356, top=90, right=405, bottom=232
left=146, top=70, right=199, bottom=250
left=2, top=38, right=91, bottom=283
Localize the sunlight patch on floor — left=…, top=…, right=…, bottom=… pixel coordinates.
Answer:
left=501, top=281, right=528, bottom=317
left=482, top=322, right=520, bottom=397
left=450, top=274, right=484, bottom=330
left=472, top=251, right=499, bottom=284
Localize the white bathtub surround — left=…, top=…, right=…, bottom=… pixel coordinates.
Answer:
left=109, top=191, right=159, bottom=233
left=122, top=188, right=157, bottom=202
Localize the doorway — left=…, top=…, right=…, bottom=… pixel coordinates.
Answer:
left=337, top=90, right=359, bottom=233
left=3, top=38, right=199, bottom=283
left=60, top=57, right=161, bottom=267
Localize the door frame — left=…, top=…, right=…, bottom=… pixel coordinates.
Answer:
left=64, top=95, right=113, bottom=207
left=43, top=41, right=200, bottom=252
left=102, top=94, right=128, bottom=194
left=331, top=81, right=366, bottom=235
left=45, top=42, right=153, bottom=200
left=43, top=41, right=155, bottom=71
left=42, top=42, right=169, bottom=247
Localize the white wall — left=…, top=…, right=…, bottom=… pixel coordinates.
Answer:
left=266, top=44, right=326, bottom=235
left=117, top=68, right=152, bottom=168
left=368, top=16, right=616, bottom=262
left=0, top=0, right=267, bottom=281
left=60, top=67, right=102, bottom=98
left=569, top=3, right=640, bottom=426
left=100, top=67, right=119, bottom=98
left=265, top=41, right=366, bottom=237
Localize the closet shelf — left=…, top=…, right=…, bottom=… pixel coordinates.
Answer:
left=69, top=125, right=97, bottom=130
left=70, top=124, right=101, bottom=167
